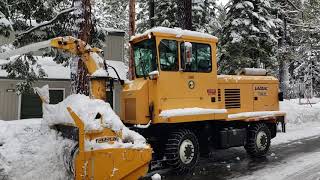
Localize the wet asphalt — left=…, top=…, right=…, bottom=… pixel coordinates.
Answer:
left=145, top=133, right=320, bottom=180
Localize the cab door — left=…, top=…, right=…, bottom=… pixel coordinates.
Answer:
left=156, top=38, right=218, bottom=111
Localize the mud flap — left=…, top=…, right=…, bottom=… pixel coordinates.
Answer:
left=276, top=116, right=286, bottom=133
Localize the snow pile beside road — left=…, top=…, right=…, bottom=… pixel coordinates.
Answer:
left=280, top=98, right=320, bottom=124
left=272, top=98, right=320, bottom=145
left=0, top=119, right=74, bottom=180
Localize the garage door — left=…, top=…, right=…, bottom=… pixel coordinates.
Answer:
left=20, top=90, right=64, bottom=119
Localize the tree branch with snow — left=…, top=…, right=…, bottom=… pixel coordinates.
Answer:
left=17, top=7, right=77, bottom=37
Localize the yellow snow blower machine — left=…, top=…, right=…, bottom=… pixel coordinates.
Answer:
left=121, top=27, right=286, bottom=173
left=0, top=27, right=286, bottom=178
left=36, top=36, right=152, bottom=180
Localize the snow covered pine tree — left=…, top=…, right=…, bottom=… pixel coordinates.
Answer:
left=219, top=0, right=280, bottom=74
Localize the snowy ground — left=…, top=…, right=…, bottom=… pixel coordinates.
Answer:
left=234, top=151, right=320, bottom=180
left=273, top=98, right=320, bottom=145
left=231, top=98, right=320, bottom=180
left=0, top=119, right=74, bottom=180
left=1, top=98, right=320, bottom=180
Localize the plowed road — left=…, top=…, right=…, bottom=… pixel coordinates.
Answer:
left=148, top=135, right=320, bottom=180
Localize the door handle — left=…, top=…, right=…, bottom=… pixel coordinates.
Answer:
left=254, top=97, right=258, bottom=100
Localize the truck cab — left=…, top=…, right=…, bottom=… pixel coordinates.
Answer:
left=121, top=28, right=220, bottom=125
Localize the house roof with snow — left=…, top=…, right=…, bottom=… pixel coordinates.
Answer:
left=0, top=56, right=128, bottom=81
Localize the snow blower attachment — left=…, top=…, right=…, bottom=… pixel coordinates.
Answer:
left=63, top=106, right=152, bottom=180
left=35, top=90, right=152, bottom=180
left=33, top=36, right=152, bottom=179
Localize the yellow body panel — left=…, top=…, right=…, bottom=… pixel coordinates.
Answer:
left=122, top=32, right=284, bottom=125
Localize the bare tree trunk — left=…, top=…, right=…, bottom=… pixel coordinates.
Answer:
left=177, top=1, right=185, bottom=28
left=177, top=0, right=192, bottom=30
left=77, top=0, right=92, bottom=95
left=129, top=0, right=136, bottom=80
left=149, top=0, right=155, bottom=28
left=279, top=11, right=289, bottom=98
left=71, top=0, right=93, bottom=95
left=184, top=0, right=192, bottom=30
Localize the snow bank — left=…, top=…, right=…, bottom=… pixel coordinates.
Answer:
left=271, top=98, right=320, bottom=145
left=0, top=119, right=74, bottom=180
left=159, top=108, right=227, bottom=118
left=280, top=99, right=320, bottom=124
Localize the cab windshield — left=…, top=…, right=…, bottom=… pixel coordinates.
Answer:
left=133, top=39, right=157, bottom=78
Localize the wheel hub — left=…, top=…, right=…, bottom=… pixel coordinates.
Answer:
left=179, top=139, right=194, bottom=164
left=256, top=131, right=268, bottom=150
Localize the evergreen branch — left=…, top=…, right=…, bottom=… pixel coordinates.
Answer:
left=17, top=7, right=76, bottom=37
left=287, top=23, right=319, bottom=29
left=286, top=0, right=302, bottom=12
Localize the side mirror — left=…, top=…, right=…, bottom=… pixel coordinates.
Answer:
left=181, top=42, right=192, bottom=71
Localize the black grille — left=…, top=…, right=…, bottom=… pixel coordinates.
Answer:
left=224, top=89, right=241, bottom=109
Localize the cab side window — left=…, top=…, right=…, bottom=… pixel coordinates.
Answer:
left=181, top=42, right=212, bottom=73
left=159, top=39, right=179, bottom=71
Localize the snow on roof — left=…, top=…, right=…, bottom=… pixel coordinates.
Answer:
left=104, top=27, right=125, bottom=33
left=0, top=40, right=51, bottom=59
left=131, top=27, right=218, bottom=41
left=0, top=56, right=70, bottom=79
left=218, top=75, right=278, bottom=84
left=238, top=68, right=267, bottom=76
left=0, top=59, right=7, bottom=65
left=0, top=56, right=128, bottom=80
left=106, top=60, right=128, bottom=80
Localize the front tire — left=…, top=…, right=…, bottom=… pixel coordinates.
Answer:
left=245, top=123, right=271, bottom=157
left=164, top=129, right=199, bottom=174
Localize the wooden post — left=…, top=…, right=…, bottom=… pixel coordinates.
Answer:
left=129, top=0, right=136, bottom=80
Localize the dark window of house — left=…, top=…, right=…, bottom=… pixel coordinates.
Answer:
left=181, top=42, right=212, bottom=73
left=20, top=89, right=64, bottom=119
left=159, top=39, right=179, bottom=71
